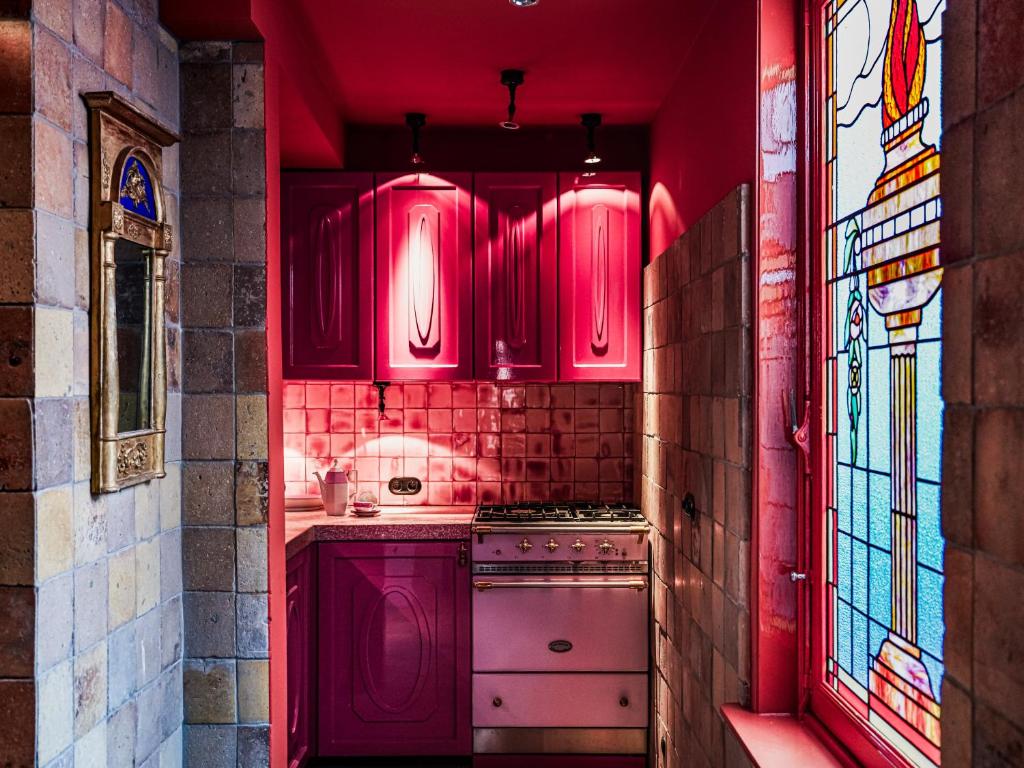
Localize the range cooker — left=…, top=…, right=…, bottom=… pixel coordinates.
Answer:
left=471, top=502, right=650, bottom=760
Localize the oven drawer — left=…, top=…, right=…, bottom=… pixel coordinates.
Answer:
left=472, top=575, right=648, bottom=672
left=473, top=673, right=648, bottom=728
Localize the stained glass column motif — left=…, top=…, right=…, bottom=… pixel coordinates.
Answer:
left=823, top=1, right=945, bottom=767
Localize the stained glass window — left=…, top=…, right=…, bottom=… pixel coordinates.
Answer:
left=821, top=1, right=944, bottom=766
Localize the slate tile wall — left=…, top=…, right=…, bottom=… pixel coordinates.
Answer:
left=939, top=2, right=1024, bottom=764
left=639, top=186, right=752, bottom=768
left=282, top=381, right=636, bottom=506
left=0, top=1, right=185, bottom=765
left=178, top=40, right=270, bottom=768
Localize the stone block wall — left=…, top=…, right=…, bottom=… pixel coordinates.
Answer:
left=939, top=1, right=1024, bottom=764
left=0, top=9, right=39, bottom=766
left=177, top=40, right=270, bottom=767
left=638, top=186, right=753, bottom=768
left=0, top=0, right=185, bottom=765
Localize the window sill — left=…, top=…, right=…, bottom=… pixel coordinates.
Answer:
left=721, top=704, right=854, bottom=768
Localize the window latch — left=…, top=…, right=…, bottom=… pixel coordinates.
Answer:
left=784, top=388, right=811, bottom=470
left=790, top=571, right=808, bottom=583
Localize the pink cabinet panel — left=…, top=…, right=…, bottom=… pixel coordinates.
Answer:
left=282, top=172, right=374, bottom=380
left=376, top=173, right=473, bottom=381
left=287, top=545, right=316, bottom=768
left=318, top=541, right=471, bottom=756
left=472, top=672, right=648, bottom=728
left=471, top=575, right=648, bottom=672
left=558, top=172, right=642, bottom=381
left=473, top=173, right=558, bottom=381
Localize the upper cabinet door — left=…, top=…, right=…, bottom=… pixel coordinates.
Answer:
left=376, top=173, right=473, bottom=381
left=558, top=172, right=642, bottom=381
left=473, top=173, right=558, bottom=381
left=282, top=172, right=374, bottom=380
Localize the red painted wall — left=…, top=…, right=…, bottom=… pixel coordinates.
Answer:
left=264, top=51, right=288, bottom=768
left=648, top=0, right=758, bottom=259
left=751, top=0, right=800, bottom=715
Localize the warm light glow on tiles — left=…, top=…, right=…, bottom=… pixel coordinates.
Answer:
left=282, top=380, right=637, bottom=506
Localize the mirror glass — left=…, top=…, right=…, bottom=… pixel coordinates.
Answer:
left=114, top=238, right=154, bottom=433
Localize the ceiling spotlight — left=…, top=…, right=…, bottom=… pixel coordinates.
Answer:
left=509, top=0, right=539, bottom=6
left=499, top=69, right=524, bottom=130
left=581, top=112, right=603, bottom=165
left=405, top=112, right=426, bottom=166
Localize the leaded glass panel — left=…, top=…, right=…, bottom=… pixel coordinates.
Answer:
left=822, top=1, right=945, bottom=765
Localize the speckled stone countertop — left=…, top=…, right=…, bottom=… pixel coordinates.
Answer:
left=285, top=506, right=474, bottom=558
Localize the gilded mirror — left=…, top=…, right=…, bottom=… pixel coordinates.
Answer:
left=84, top=92, right=179, bottom=493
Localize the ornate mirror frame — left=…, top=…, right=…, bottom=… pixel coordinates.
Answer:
left=84, top=92, right=180, bottom=493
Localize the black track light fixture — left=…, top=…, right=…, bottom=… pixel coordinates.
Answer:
left=405, top=112, right=427, bottom=166
left=499, top=69, right=525, bottom=130
left=581, top=113, right=603, bottom=166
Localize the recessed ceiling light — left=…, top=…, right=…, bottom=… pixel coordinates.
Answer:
left=509, top=0, right=539, bottom=7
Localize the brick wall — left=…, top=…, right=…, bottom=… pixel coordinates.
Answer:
left=940, top=1, right=1024, bottom=764
left=639, top=186, right=753, bottom=768
left=0, top=1, right=185, bottom=765
left=283, top=380, right=636, bottom=506
left=177, top=41, right=270, bottom=767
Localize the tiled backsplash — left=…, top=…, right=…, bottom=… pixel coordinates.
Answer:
left=284, top=381, right=636, bottom=505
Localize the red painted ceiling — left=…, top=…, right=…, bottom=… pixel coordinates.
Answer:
left=291, top=0, right=704, bottom=126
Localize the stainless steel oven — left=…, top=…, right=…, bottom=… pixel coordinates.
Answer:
left=470, top=503, right=650, bottom=756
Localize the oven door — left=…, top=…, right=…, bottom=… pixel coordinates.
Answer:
left=472, top=574, right=648, bottom=672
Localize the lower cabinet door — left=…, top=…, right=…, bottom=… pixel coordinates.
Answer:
left=287, top=546, right=316, bottom=768
left=318, top=541, right=471, bottom=756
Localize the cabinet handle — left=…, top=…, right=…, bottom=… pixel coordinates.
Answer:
left=619, top=696, right=630, bottom=708
left=458, top=542, right=468, bottom=568
left=492, top=697, right=503, bottom=708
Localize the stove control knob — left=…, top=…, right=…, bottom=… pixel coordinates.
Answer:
left=571, top=539, right=586, bottom=553
left=545, top=538, right=560, bottom=552
left=517, top=538, right=533, bottom=553
left=598, top=539, right=615, bottom=555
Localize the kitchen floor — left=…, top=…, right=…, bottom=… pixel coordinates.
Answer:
left=311, top=760, right=472, bottom=767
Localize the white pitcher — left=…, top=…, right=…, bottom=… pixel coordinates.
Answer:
left=313, top=461, right=354, bottom=516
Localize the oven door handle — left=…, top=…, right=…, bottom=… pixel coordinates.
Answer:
left=472, top=578, right=648, bottom=591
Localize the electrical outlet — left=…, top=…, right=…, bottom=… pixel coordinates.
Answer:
left=388, top=477, right=422, bottom=495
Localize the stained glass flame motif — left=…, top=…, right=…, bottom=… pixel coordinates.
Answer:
left=823, top=1, right=945, bottom=766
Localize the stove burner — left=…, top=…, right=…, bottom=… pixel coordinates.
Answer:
left=474, top=502, right=644, bottom=524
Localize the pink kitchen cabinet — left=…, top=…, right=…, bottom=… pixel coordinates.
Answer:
left=282, top=171, right=375, bottom=380
left=558, top=172, right=642, bottom=381
left=376, top=173, right=473, bottom=381
left=287, top=545, right=317, bottom=768
left=473, top=173, right=558, bottom=381
left=318, top=541, right=471, bottom=756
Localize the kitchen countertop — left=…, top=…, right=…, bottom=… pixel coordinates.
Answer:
left=285, top=506, right=474, bottom=558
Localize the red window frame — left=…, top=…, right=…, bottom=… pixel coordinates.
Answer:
left=802, top=3, right=938, bottom=767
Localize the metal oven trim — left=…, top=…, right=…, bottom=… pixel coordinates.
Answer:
left=472, top=561, right=648, bottom=575
left=472, top=727, right=647, bottom=754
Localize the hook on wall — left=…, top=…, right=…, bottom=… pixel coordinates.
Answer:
left=374, top=381, right=390, bottom=421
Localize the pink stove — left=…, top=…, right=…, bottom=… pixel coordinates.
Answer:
left=471, top=503, right=650, bottom=758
